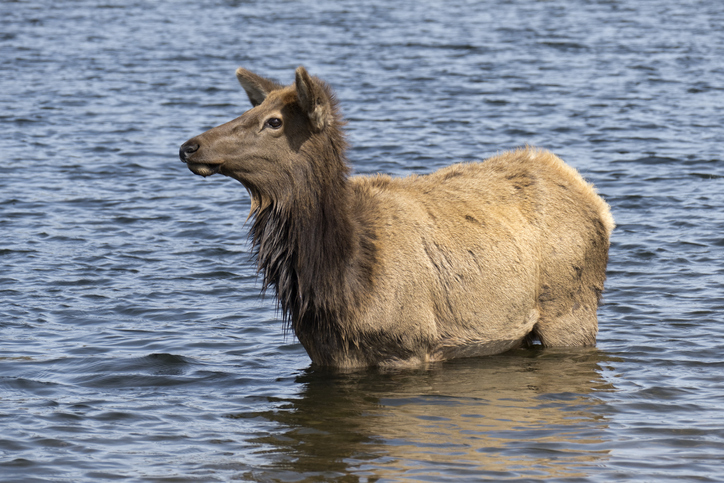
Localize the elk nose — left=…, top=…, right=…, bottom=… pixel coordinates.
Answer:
left=179, top=142, right=199, bottom=162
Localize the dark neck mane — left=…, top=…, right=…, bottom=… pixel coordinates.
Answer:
left=247, top=117, right=376, bottom=349
left=250, top=175, right=351, bottom=331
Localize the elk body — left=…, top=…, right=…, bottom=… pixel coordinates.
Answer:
left=179, top=66, right=614, bottom=369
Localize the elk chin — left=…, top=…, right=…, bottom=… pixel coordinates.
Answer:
left=186, top=162, right=220, bottom=177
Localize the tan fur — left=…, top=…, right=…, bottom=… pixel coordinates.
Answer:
left=180, top=67, right=614, bottom=369
left=348, top=149, right=613, bottom=365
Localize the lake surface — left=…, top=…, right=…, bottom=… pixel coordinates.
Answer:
left=2, top=0, right=724, bottom=481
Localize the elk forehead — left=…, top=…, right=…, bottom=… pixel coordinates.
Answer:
left=254, top=87, right=298, bottom=116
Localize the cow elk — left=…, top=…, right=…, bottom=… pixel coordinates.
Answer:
left=179, top=66, right=614, bottom=369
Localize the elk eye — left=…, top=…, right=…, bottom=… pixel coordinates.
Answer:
left=265, top=118, right=282, bottom=129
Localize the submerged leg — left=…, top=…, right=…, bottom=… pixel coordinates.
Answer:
left=533, top=285, right=600, bottom=347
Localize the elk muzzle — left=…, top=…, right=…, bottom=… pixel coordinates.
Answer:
left=179, top=141, right=199, bottom=161
left=179, top=139, right=221, bottom=177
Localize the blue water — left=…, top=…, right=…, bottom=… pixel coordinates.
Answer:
left=2, top=0, right=724, bottom=481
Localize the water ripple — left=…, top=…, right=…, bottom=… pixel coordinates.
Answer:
left=1, top=0, right=724, bottom=481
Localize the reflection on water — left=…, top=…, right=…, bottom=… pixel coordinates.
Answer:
left=233, top=349, right=617, bottom=480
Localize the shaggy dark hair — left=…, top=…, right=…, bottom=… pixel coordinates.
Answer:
left=247, top=81, right=377, bottom=357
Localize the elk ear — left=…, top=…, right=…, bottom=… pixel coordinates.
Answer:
left=295, top=66, right=331, bottom=132
left=235, top=68, right=281, bottom=107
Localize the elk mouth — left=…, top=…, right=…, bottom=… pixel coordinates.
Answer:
left=185, top=161, right=221, bottom=177
left=179, top=142, right=222, bottom=177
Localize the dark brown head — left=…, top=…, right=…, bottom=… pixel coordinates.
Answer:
left=179, top=66, right=347, bottom=210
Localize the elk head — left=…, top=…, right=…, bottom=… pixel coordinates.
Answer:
left=179, top=66, right=342, bottom=209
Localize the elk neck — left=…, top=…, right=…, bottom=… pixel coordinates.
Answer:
left=247, top=130, right=376, bottom=342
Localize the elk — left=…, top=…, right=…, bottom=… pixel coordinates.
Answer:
left=179, top=66, right=614, bottom=369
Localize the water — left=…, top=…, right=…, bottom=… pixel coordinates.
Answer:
left=2, top=0, right=724, bottom=480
